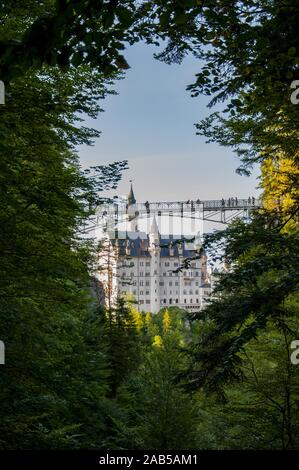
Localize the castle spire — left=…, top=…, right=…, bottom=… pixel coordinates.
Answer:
left=149, top=215, right=159, bottom=236
left=127, top=182, right=138, bottom=232
left=128, top=182, right=136, bottom=206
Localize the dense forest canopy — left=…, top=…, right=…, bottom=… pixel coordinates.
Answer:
left=0, top=0, right=298, bottom=450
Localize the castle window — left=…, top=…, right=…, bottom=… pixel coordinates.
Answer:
left=159, top=281, right=164, bottom=286
left=165, top=262, right=170, bottom=267
left=175, top=281, right=179, bottom=286
left=184, top=299, right=186, bottom=304
left=176, top=299, right=178, bottom=304
left=169, top=299, right=172, bottom=304
left=183, top=290, right=187, bottom=295
left=146, top=281, right=150, bottom=286
left=140, top=281, right=144, bottom=286
left=145, top=272, right=150, bottom=277
left=190, top=298, right=193, bottom=303
left=146, top=291, right=150, bottom=295
left=174, top=262, right=178, bottom=267
left=140, top=271, right=143, bottom=276
left=190, top=290, right=193, bottom=295
left=140, top=290, right=143, bottom=295
left=146, top=261, right=150, bottom=267
left=139, top=300, right=144, bottom=304
left=163, top=299, right=166, bottom=304
left=133, top=290, right=137, bottom=295
left=195, top=271, right=199, bottom=276
left=169, top=281, right=172, bottom=286
left=146, top=300, right=150, bottom=304
left=195, top=290, right=199, bottom=295
left=196, top=298, right=199, bottom=303
left=133, top=281, right=137, bottom=286
left=163, top=272, right=166, bottom=277
left=140, top=261, right=144, bottom=266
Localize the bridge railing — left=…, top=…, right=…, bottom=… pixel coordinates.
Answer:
left=202, top=198, right=260, bottom=209
left=99, top=198, right=261, bottom=215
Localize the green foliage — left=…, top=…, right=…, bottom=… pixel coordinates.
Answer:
left=188, top=214, right=298, bottom=393
left=0, top=0, right=156, bottom=82
left=1, top=0, right=298, bottom=452
left=195, top=319, right=299, bottom=449
left=114, top=309, right=200, bottom=450
left=106, top=298, right=141, bottom=398
left=0, top=10, right=127, bottom=448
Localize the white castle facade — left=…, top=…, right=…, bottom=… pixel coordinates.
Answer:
left=98, top=185, right=212, bottom=314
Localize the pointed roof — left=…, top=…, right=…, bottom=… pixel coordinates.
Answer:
left=127, top=183, right=136, bottom=205
left=149, top=215, right=159, bottom=235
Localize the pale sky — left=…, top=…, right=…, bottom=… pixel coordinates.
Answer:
left=78, top=42, right=260, bottom=203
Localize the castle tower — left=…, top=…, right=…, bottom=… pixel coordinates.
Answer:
left=148, top=216, right=161, bottom=313
left=127, top=183, right=139, bottom=232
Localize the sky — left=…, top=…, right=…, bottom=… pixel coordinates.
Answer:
left=78, top=41, right=260, bottom=203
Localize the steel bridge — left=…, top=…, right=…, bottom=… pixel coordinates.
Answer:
left=82, top=197, right=261, bottom=235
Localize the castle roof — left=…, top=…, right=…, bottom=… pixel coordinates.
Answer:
left=127, top=183, right=136, bottom=205
left=110, top=234, right=197, bottom=258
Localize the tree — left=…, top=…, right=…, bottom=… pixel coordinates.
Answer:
left=0, top=7, right=128, bottom=448
left=0, top=0, right=157, bottom=82
left=195, top=316, right=299, bottom=449
left=186, top=213, right=298, bottom=393
left=106, top=298, right=141, bottom=398
left=117, top=328, right=199, bottom=450
left=154, top=1, right=299, bottom=224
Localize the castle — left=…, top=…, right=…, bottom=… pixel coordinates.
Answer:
left=98, top=185, right=212, bottom=313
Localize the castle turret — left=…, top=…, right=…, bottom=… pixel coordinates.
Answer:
left=127, top=183, right=139, bottom=232
left=149, top=215, right=160, bottom=249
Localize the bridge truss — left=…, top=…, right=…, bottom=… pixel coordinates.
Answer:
left=82, top=197, right=260, bottom=235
